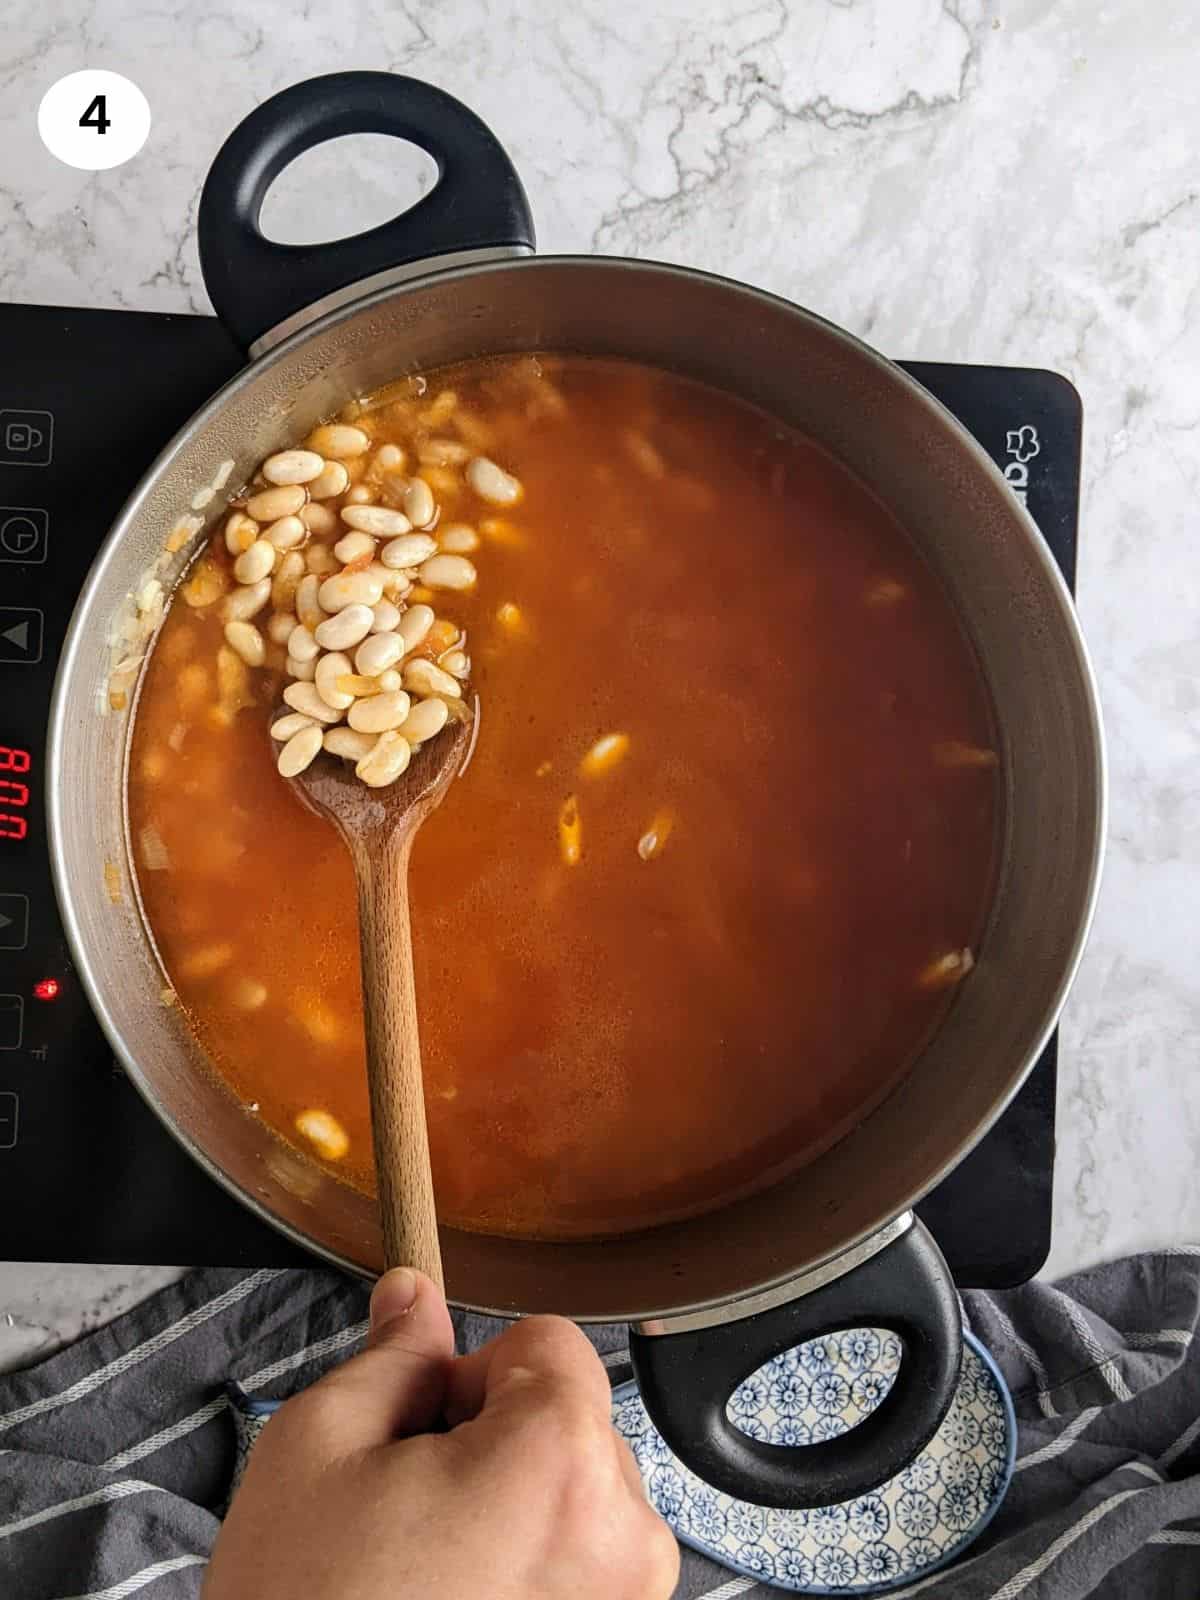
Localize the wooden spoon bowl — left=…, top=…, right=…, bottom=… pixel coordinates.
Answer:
left=288, top=711, right=474, bottom=1287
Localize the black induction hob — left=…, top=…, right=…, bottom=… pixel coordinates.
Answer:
left=0, top=303, right=1081, bottom=1282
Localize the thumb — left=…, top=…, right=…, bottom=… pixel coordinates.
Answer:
left=310, top=1268, right=455, bottom=1449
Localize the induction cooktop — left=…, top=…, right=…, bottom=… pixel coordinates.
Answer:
left=0, top=303, right=1081, bottom=1282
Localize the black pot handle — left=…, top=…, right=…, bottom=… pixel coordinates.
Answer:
left=197, top=71, right=535, bottom=352
left=628, top=1219, right=961, bottom=1509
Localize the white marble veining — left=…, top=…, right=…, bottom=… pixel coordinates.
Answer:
left=0, top=1264, right=186, bottom=1375
left=1, top=0, right=1197, bottom=1367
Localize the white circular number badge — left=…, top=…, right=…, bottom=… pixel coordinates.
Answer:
left=38, top=70, right=151, bottom=171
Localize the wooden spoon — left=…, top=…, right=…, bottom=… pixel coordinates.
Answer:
left=288, top=711, right=474, bottom=1289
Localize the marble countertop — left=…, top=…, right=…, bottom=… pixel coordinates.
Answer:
left=1, top=0, right=1195, bottom=1371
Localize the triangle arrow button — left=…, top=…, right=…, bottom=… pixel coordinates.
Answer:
left=0, top=608, right=43, bottom=664
left=0, top=896, right=28, bottom=951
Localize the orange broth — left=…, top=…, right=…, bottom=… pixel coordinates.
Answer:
left=127, top=355, right=999, bottom=1239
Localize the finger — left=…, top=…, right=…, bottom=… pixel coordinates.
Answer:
left=444, top=1315, right=613, bottom=1429
left=289, top=1268, right=455, bottom=1453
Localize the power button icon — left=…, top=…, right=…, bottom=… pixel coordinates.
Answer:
left=0, top=507, right=48, bottom=564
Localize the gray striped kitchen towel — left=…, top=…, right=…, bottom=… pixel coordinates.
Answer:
left=1, top=1249, right=1199, bottom=1598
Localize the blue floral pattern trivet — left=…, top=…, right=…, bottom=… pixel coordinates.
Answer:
left=612, top=1327, right=1015, bottom=1594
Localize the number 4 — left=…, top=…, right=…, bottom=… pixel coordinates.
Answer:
left=79, top=94, right=111, bottom=135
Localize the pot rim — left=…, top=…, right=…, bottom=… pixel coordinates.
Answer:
left=47, top=252, right=1107, bottom=1321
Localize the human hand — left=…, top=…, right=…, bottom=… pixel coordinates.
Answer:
left=203, top=1268, right=679, bottom=1600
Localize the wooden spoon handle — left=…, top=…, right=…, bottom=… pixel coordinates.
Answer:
left=353, top=832, right=444, bottom=1288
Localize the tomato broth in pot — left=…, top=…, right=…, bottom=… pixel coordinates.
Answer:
left=128, top=353, right=1000, bottom=1242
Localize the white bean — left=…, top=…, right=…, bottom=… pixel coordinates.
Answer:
left=324, top=726, right=378, bottom=761
left=348, top=691, right=412, bottom=733
left=277, top=723, right=324, bottom=777
left=233, top=539, right=276, bottom=585
left=355, top=632, right=404, bottom=676
left=271, top=711, right=317, bottom=741
left=377, top=669, right=403, bottom=692
left=374, top=443, right=405, bottom=470
left=440, top=649, right=470, bottom=679
left=232, top=977, right=269, bottom=1011
left=403, top=478, right=436, bottom=528
left=624, top=430, right=665, bottom=479
left=381, top=533, right=438, bottom=569
left=422, top=388, right=458, bottom=426
left=223, top=620, right=265, bottom=668
left=916, top=949, right=975, bottom=990
left=341, top=504, right=412, bottom=537
left=308, top=423, right=369, bottom=458
left=305, top=542, right=339, bottom=575
left=270, top=550, right=305, bottom=612
left=374, top=562, right=412, bottom=601
left=418, top=553, right=476, bottom=591
left=295, top=1107, right=349, bottom=1158
left=426, top=620, right=460, bottom=655
left=370, top=598, right=401, bottom=634
left=581, top=732, right=630, bottom=776
left=466, top=456, right=523, bottom=506
left=136, top=576, right=164, bottom=618
left=282, top=681, right=344, bottom=724
left=286, top=653, right=316, bottom=682
left=438, top=522, right=479, bottom=553
left=263, top=449, right=325, bottom=485
left=300, top=501, right=338, bottom=537
left=378, top=472, right=410, bottom=510
left=295, top=574, right=325, bottom=629
left=246, top=484, right=307, bottom=521
left=398, top=696, right=449, bottom=745
left=403, top=658, right=462, bottom=699
left=345, top=485, right=372, bottom=505
left=356, top=731, right=412, bottom=787
left=306, top=460, right=351, bottom=500
left=419, top=438, right=471, bottom=466
left=333, top=530, right=376, bottom=565
left=223, top=578, right=272, bottom=621
left=223, top=511, right=259, bottom=556
left=267, top=610, right=298, bottom=645
left=397, top=604, right=435, bottom=652
left=318, top=571, right=384, bottom=611
left=314, top=603, right=375, bottom=651
left=287, top=623, right=319, bottom=663
left=315, top=650, right=355, bottom=711
left=264, top=514, right=307, bottom=550
left=180, top=942, right=234, bottom=978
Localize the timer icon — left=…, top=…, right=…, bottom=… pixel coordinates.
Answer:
left=0, top=507, right=49, bottom=564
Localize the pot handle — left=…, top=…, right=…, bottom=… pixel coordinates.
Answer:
left=197, top=70, right=535, bottom=352
left=628, top=1218, right=961, bottom=1509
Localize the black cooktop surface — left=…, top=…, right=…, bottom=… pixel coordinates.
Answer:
left=0, top=304, right=1081, bottom=1284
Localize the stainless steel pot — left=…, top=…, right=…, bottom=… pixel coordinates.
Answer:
left=47, top=72, right=1105, bottom=1509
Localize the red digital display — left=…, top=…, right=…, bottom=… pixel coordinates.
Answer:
left=0, top=746, right=31, bottom=842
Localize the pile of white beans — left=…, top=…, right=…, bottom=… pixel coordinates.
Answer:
left=182, top=413, right=523, bottom=787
